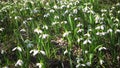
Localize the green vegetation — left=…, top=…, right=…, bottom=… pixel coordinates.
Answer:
left=0, top=0, right=120, bottom=68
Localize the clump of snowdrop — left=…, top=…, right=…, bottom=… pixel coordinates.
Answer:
left=12, top=46, right=22, bottom=52
left=96, top=32, right=107, bottom=36
left=15, top=59, right=23, bottom=67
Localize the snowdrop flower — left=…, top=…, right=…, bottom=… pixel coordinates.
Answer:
left=86, top=62, right=91, bottom=66
left=40, top=50, right=46, bottom=55
left=27, top=43, right=34, bottom=48
left=77, top=38, right=83, bottom=43
left=61, top=21, right=67, bottom=24
left=42, top=25, right=48, bottom=30
left=73, top=9, right=78, bottom=14
left=115, top=29, right=120, bottom=33
left=98, top=47, right=107, bottom=51
left=77, top=29, right=83, bottom=33
left=81, top=64, right=86, bottom=66
left=34, top=28, right=43, bottom=34
left=85, top=50, right=88, bottom=54
left=12, top=46, right=22, bottom=52
left=23, top=20, right=27, bottom=24
left=95, top=25, right=104, bottom=30
left=96, top=32, right=107, bottom=36
left=77, top=23, right=83, bottom=27
left=15, top=16, right=20, bottom=20
left=20, top=28, right=26, bottom=32
left=15, top=59, right=23, bottom=67
left=76, top=64, right=80, bottom=68
left=99, top=59, right=104, bottom=65
left=30, top=49, right=39, bottom=56
left=1, top=50, right=5, bottom=54
left=84, top=33, right=90, bottom=37
left=52, top=21, right=59, bottom=25
left=2, top=66, right=9, bottom=68
left=83, top=39, right=91, bottom=44
left=54, top=5, right=59, bottom=9
left=118, top=10, right=120, bottom=14
left=116, top=3, right=120, bottom=6
left=0, top=28, right=4, bottom=31
left=64, top=49, right=68, bottom=55
left=63, top=31, right=71, bottom=37
left=101, top=9, right=107, bottom=12
left=49, top=9, right=55, bottom=13
left=27, top=17, right=33, bottom=21
left=39, top=34, right=49, bottom=39
left=54, top=15, right=59, bottom=19
left=107, top=29, right=113, bottom=33
left=36, top=63, right=42, bottom=68
left=44, top=13, right=50, bottom=17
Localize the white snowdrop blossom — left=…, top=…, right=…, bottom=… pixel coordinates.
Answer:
left=63, top=31, right=71, bottom=37
left=0, top=28, right=4, bottom=31
left=107, top=29, right=113, bottom=33
left=115, top=29, right=120, bottom=33
left=15, top=16, right=20, bottom=20
left=44, top=13, right=50, bottom=17
left=61, top=21, right=67, bottom=24
left=20, top=28, right=26, bottom=32
left=86, top=62, right=91, bottom=66
left=77, top=38, right=83, bottom=43
left=98, top=47, right=107, bottom=51
left=52, top=21, right=59, bottom=25
left=76, top=64, right=80, bottom=68
left=95, top=25, right=104, bottom=30
left=77, top=23, right=83, bottom=27
left=15, top=59, right=23, bottom=67
left=77, top=29, right=83, bottom=33
left=42, top=25, right=48, bottom=30
left=73, top=9, right=78, bottom=14
left=36, top=63, right=42, bottom=68
left=2, top=66, right=9, bottom=68
left=40, top=50, right=46, bottom=55
left=30, top=49, right=39, bottom=56
left=99, top=59, right=104, bottom=65
left=83, top=39, right=91, bottom=44
left=12, top=46, right=22, bottom=52
left=64, top=49, right=68, bottom=55
left=84, top=33, right=90, bottom=37
left=96, top=32, right=107, bottom=36
left=39, top=34, right=49, bottom=39
left=81, top=64, right=86, bottom=66
left=1, top=50, right=5, bottom=54
left=27, top=17, right=33, bottom=21
left=85, top=50, right=88, bottom=54
left=54, top=15, right=59, bottom=19
left=34, top=28, right=43, bottom=34
left=49, top=9, right=55, bottom=13
left=27, top=43, right=34, bottom=48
